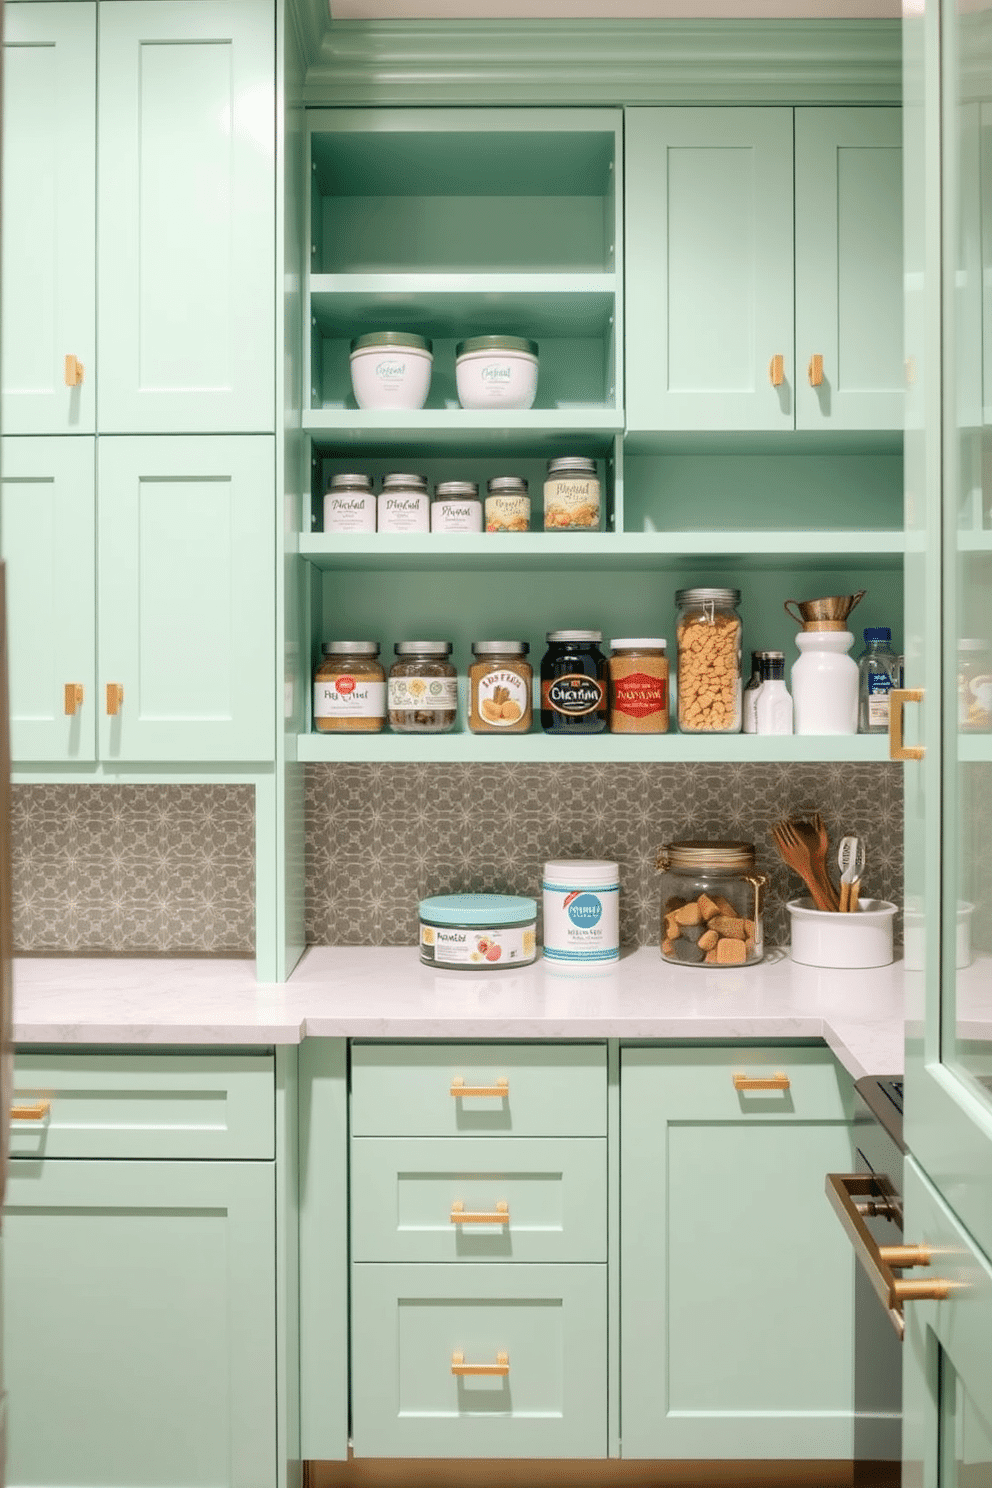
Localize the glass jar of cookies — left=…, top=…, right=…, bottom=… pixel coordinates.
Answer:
left=656, top=840, right=767, bottom=968
left=674, top=587, right=742, bottom=733
left=468, top=641, right=532, bottom=734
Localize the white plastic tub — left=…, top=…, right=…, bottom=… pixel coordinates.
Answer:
left=349, top=332, right=432, bottom=410
left=455, top=335, right=538, bottom=410
left=787, top=896, right=897, bottom=969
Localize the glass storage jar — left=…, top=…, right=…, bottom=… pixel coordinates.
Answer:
left=323, top=473, right=376, bottom=534
left=655, top=840, right=767, bottom=968
left=608, top=638, right=669, bottom=733
left=312, top=641, right=385, bottom=733
left=378, top=473, right=430, bottom=533
left=540, top=630, right=608, bottom=734
left=543, top=456, right=601, bottom=531
left=431, top=480, right=482, bottom=533
left=388, top=641, right=458, bottom=733
left=468, top=641, right=532, bottom=733
left=485, top=476, right=531, bottom=532
left=674, top=587, right=743, bottom=733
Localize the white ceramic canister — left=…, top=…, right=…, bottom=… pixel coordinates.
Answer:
left=455, top=335, right=539, bottom=410
left=431, top=480, right=483, bottom=533
left=542, top=858, right=620, bottom=969
left=349, top=331, right=433, bottom=411
left=791, top=630, right=858, bottom=734
left=787, top=896, right=897, bottom=969
left=323, top=473, right=376, bottom=534
left=377, top=473, right=431, bottom=534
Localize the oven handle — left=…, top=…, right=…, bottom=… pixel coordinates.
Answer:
left=825, top=1172, right=908, bottom=1339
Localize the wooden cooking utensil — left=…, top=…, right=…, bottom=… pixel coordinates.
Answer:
left=771, top=817, right=841, bottom=913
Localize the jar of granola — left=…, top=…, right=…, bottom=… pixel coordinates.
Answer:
left=468, top=642, right=532, bottom=734
left=674, top=587, right=742, bottom=733
left=388, top=641, right=458, bottom=733
left=485, top=476, right=530, bottom=533
left=313, top=642, right=385, bottom=733
left=543, top=457, right=601, bottom=531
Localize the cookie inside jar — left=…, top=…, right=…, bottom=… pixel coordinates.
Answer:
left=468, top=641, right=533, bottom=734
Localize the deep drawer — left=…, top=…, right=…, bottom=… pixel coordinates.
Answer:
left=11, top=1052, right=275, bottom=1160
left=350, top=1042, right=607, bottom=1137
left=350, top=1262, right=607, bottom=1459
left=621, top=1042, right=854, bottom=1122
left=350, top=1136, right=607, bottom=1263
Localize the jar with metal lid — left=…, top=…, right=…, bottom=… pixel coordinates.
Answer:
left=323, top=473, right=376, bottom=534
left=485, top=476, right=531, bottom=533
left=655, top=840, right=768, bottom=968
left=388, top=641, right=458, bottom=733
left=608, top=639, right=669, bottom=733
left=313, top=642, right=385, bottom=733
left=431, top=480, right=482, bottom=534
left=468, top=641, right=532, bottom=734
left=543, top=456, right=601, bottom=532
left=958, top=638, right=992, bottom=731
left=675, top=587, right=743, bottom=733
left=378, top=473, right=430, bottom=534
left=540, top=630, right=608, bottom=734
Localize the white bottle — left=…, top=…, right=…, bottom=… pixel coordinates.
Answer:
left=791, top=629, right=859, bottom=734
left=754, top=651, right=793, bottom=734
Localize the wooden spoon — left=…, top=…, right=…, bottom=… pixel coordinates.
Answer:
left=771, top=818, right=841, bottom=913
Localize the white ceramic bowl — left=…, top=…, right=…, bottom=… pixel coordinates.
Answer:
left=787, top=896, right=897, bottom=969
left=455, top=335, right=538, bottom=410
left=349, top=333, right=432, bottom=410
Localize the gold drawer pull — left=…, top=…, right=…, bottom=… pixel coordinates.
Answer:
left=450, top=1076, right=508, bottom=1099
left=893, top=1277, right=956, bottom=1302
left=733, top=1071, right=790, bottom=1092
left=450, top=1200, right=510, bottom=1225
left=808, top=353, right=824, bottom=387
left=11, top=1099, right=51, bottom=1121
left=768, top=353, right=785, bottom=387
left=106, top=682, right=124, bottom=716
left=880, top=1243, right=933, bottom=1268
left=64, top=682, right=84, bottom=716
left=64, top=354, right=84, bottom=387
left=451, top=1350, right=509, bottom=1377
left=889, top=687, right=925, bottom=761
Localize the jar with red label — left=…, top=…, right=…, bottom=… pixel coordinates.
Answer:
left=313, top=642, right=386, bottom=733
left=608, top=638, right=669, bottom=734
left=540, top=630, right=607, bottom=734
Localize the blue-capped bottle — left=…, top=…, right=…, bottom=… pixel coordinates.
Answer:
left=857, top=627, right=902, bottom=734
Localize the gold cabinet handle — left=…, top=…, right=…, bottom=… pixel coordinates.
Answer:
left=64, top=354, right=84, bottom=387
left=733, top=1071, right=790, bottom=1091
left=808, top=353, right=824, bottom=387
left=892, top=1277, right=956, bottom=1302
left=11, top=1099, right=51, bottom=1121
left=768, top=354, right=785, bottom=387
left=450, top=1200, right=510, bottom=1225
left=106, top=683, right=124, bottom=716
left=879, top=1243, right=933, bottom=1268
left=889, top=687, right=925, bottom=761
left=451, top=1350, right=509, bottom=1377
left=64, top=683, right=84, bottom=716
left=450, top=1076, right=509, bottom=1098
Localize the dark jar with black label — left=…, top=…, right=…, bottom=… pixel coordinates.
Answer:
left=540, top=630, right=608, bottom=734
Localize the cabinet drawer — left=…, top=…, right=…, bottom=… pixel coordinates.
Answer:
left=350, top=1263, right=607, bottom=1458
left=350, top=1137, right=606, bottom=1263
left=350, top=1042, right=606, bottom=1137
left=621, top=1042, right=853, bottom=1122
left=11, top=1052, right=274, bottom=1159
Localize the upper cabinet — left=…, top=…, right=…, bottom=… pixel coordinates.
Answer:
left=625, top=106, right=903, bottom=438
left=1, top=0, right=275, bottom=437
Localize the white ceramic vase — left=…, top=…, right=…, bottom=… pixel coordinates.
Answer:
left=791, top=629, right=858, bottom=734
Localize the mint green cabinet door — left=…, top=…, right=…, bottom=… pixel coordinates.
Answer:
left=0, top=437, right=95, bottom=761
left=4, top=1158, right=276, bottom=1488
left=97, top=436, right=275, bottom=761
left=97, top=0, right=274, bottom=434
left=1, top=3, right=96, bottom=436
left=625, top=108, right=794, bottom=432
left=795, top=109, right=903, bottom=431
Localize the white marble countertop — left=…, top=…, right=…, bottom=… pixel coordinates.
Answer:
left=11, top=945, right=915, bottom=1081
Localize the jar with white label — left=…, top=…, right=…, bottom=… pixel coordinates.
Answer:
left=431, top=481, right=483, bottom=534
left=388, top=641, right=458, bottom=733
left=542, top=858, right=620, bottom=970
left=323, top=473, right=376, bottom=534
left=485, top=476, right=531, bottom=533
left=543, top=456, right=601, bottom=531
left=313, top=642, right=386, bottom=733
left=378, top=473, right=430, bottom=534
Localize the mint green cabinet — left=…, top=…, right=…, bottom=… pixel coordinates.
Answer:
left=1, top=3, right=96, bottom=436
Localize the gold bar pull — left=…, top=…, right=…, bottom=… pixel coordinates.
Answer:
left=893, top=1277, right=959, bottom=1302
left=879, top=1243, right=933, bottom=1268
left=450, top=1200, right=510, bottom=1225
left=808, top=353, right=824, bottom=386
left=11, top=1099, right=51, bottom=1121
left=451, top=1350, right=509, bottom=1377
left=768, top=354, right=784, bottom=387
left=733, top=1071, right=790, bottom=1092
left=889, top=687, right=925, bottom=761
left=450, top=1076, right=509, bottom=1099
left=64, top=683, right=84, bottom=716
left=106, top=683, right=124, bottom=716
left=64, top=354, right=84, bottom=387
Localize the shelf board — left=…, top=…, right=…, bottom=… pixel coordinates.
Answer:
left=309, top=275, right=617, bottom=338
left=302, top=408, right=623, bottom=452
left=296, top=731, right=894, bottom=765
left=298, top=529, right=905, bottom=572
left=957, top=529, right=992, bottom=552
left=958, top=735, right=992, bottom=762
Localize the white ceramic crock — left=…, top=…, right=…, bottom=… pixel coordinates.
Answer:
left=349, top=332, right=433, bottom=410
left=455, top=335, right=538, bottom=410
left=787, top=896, right=897, bottom=969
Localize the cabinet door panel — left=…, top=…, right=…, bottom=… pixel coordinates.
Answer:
left=1, top=3, right=96, bottom=435
left=4, top=1158, right=276, bottom=1488
left=625, top=108, right=794, bottom=432
left=97, top=435, right=275, bottom=761
left=97, top=0, right=274, bottom=433
left=795, top=109, right=904, bottom=430
left=0, top=437, right=96, bottom=761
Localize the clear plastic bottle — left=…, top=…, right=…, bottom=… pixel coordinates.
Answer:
left=857, top=627, right=901, bottom=734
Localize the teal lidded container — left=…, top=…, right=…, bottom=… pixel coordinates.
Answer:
left=419, top=893, right=537, bottom=970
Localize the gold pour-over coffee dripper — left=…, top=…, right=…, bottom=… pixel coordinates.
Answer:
left=783, top=590, right=867, bottom=632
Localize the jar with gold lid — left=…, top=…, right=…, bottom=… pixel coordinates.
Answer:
left=655, top=840, right=767, bottom=967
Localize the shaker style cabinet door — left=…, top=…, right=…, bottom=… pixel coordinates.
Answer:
left=0, top=438, right=96, bottom=762
left=624, top=108, right=795, bottom=433
left=96, top=436, right=275, bottom=761
left=795, top=109, right=904, bottom=431
left=97, top=0, right=275, bottom=434
left=1, top=3, right=96, bottom=435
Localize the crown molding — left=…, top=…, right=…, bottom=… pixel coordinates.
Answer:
left=300, top=18, right=901, bottom=106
